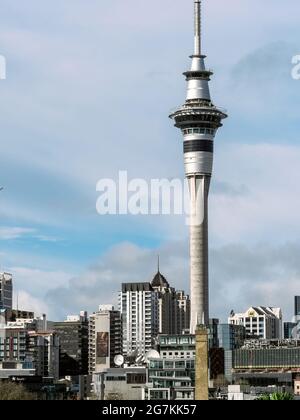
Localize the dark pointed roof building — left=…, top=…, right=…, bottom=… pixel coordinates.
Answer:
left=151, top=271, right=170, bottom=289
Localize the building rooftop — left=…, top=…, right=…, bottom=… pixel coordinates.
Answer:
left=122, top=283, right=153, bottom=293
left=151, top=271, right=170, bottom=289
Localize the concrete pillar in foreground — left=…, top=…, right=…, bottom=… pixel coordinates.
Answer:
left=195, top=325, right=209, bottom=401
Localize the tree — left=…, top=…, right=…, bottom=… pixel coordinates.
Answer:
left=257, top=392, right=294, bottom=401
left=0, top=381, right=36, bottom=400
left=106, top=392, right=123, bottom=400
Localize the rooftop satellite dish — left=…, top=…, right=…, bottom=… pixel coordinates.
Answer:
left=114, top=354, right=124, bottom=367
left=145, top=349, right=160, bottom=362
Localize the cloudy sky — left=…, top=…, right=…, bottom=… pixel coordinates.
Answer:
left=0, top=0, right=299, bottom=322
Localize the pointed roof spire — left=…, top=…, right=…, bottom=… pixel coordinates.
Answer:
left=194, top=0, right=202, bottom=56
left=151, top=256, right=170, bottom=289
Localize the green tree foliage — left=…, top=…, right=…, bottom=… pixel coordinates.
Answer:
left=257, top=392, right=294, bottom=401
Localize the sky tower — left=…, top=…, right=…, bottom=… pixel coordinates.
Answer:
left=170, top=0, right=227, bottom=333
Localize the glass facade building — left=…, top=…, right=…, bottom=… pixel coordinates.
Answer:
left=217, top=324, right=246, bottom=351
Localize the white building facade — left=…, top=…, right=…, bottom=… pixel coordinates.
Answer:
left=229, top=307, right=282, bottom=340
left=119, top=283, right=159, bottom=357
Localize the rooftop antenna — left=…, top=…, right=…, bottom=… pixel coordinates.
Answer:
left=194, top=0, right=202, bottom=56
left=157, top=255, right=160, bottom=273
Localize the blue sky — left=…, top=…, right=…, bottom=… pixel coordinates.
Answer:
left=0, top=0, right=300, bottom=321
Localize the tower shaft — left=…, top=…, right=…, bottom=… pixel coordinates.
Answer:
left=189, top=175, right=210, bottom=330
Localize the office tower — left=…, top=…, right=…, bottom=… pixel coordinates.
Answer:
left=0, top=273, right=13, bottom=310
left=151, top=265, right=190, bottom=335
left=53, top=311, right=89, bottom=377
left=119, top=283, right=159, bottom=357
left=176, top=290, right=191, bottom=334
left=88, top=305, right=121, bottom=374
left=229, top=307, right=283, bottom=340
left=170, top=0, right=227, bottom=332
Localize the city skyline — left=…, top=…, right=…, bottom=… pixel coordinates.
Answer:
left=0, top=0, right=300, bottom=321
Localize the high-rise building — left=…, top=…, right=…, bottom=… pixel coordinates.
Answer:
left=0, top=273, right=13, bottom=310
left=150, top=267, right=190, bottom=335
left=53, top=311, right=89, bottom=377
left=176, top=290, right=191, bottom=334
left=89, top=305, right=121, bottom=374
left=27, top=332, right=60, bottom=381
left=229, top=307, right=283, bottom=340
left=151, top=270, right=175, bottom=334
left=119, top=283, right=159, bottom=357
left=295, top=296, right=300, bottom=319
left=170, top=0, right=227, bottom=332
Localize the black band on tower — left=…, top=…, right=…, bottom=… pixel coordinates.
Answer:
left=184, top=140, right=213, bottom=153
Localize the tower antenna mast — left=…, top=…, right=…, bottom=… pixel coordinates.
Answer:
left=194, top=0, right=202, bottom=56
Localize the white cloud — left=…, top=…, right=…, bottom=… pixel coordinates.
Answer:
left=17, top=290, right=48, bottom=317
left=43, top=240, right=300, bottom=322
left=0, top=227, right=35, bottom=240
left=211, top=143, right=300, bottom=244
left=11, top=266, right=71, bottom=297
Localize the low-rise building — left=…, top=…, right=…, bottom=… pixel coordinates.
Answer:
left=294, top=377, right=300, bottom=396
left=93, top=367, right=146, bottom=400
left=231, top=339, right=300, bottom=393
left=145, top=357, right=195, bottom=400
left=158, top=334, right=195, bottom=360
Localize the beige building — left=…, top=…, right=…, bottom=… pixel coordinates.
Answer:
left=88, top=305, right=121, bottom=374
left=294, top=377, right=300, bottom=396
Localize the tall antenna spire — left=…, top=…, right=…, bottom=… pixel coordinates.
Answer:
left=157, top=255, right=160, bottom=273
left=194, top=0, right=201, bottom=55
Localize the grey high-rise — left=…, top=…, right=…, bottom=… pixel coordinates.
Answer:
left=295, top=296, right=300, bottom=317
left=0, top=273, right=13, bottom=310
left=170, top=1, right=227, bottom=332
